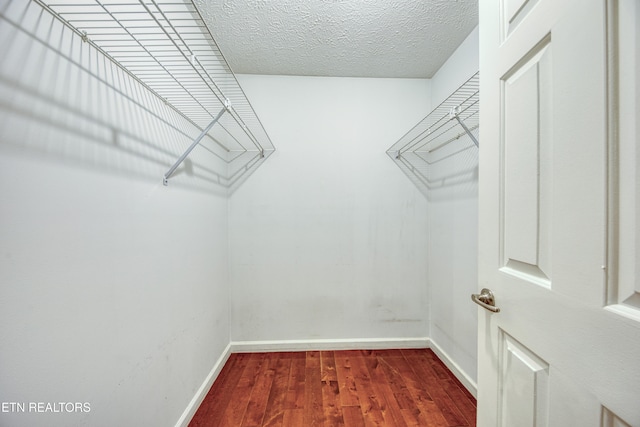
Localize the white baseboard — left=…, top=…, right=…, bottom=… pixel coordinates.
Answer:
left=428, top=339, right=478, bottom=398
left=175, top=342, right=233, bottom=427
left=229, top=337, right=430, bottom=353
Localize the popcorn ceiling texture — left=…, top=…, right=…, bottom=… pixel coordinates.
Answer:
left=193, top=0, right=478, bottom=78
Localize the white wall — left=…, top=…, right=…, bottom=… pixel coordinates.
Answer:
left=0, top=3, right=229, bottom=426
left=427, top=26, right=480, bottom=389
left=431, top=27, right=480, bottom=107
left=229, top=75, right=431, bottom=345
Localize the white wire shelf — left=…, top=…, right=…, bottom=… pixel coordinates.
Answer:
left=387, top=72, right=479, bottom=197
left=36, top=0, right=275, bottom=185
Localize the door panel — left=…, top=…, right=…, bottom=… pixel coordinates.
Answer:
left=502, top=37, right=552, bottom=285
left=612, top=0, right=640, bottom=316
left=498, top=330, right=549, bottom=427
left=502, top=0, right=541, bottom=39
left=602, top=408, right=633, bottom=427
left=478, top=0, right=640, bottom=425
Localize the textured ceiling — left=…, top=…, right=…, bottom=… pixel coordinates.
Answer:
left=193, top=0, right=478, bottom=79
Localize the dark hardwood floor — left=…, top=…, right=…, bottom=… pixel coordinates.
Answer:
left=189, top=349, right=476, bottom=427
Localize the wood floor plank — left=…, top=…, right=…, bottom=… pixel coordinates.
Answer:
left=375, top=354, right=425, bottom=426
left=404, top=350, right=470, bottom=426
left=430, top=353, right=477, bottom=426
left=321, top=351, right=338, bottom=382
left=190, top=349, right=476, bottom=427
left=375, top=354, right=415, bottom=411
left=321, top=378, right=344, bottom=426
left=262, top=354, right=293, bottom=427
left=341, top=406, right=366, bottom=427
left=282, top=409, right=304, bottom=427
left=190, top=353, right=251, bottom=427
left=363, top=351, right=408, bottom=427
left=285, top=353, right=306, bottom=410
left=426, top=351, right=452, bottom=380
left=320, top=351, right=344, bottom=426
left=220, top=353, right=267, bottom=426
left=242, top=353, right=276, bottom=426
left=442, top=378, right=477, bottom=426
left=387, top=351, right=450, bottom=427
left=349, top=351, right=387, bottom=426
left=398, top=408, right=424, bottom=427
left=425, top=352, right=476, bottom=426
left=304, top=351, right=324, bottom=426
left=334, top=351, right=360, bottom=407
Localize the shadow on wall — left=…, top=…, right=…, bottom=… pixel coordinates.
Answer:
left=390, top=136, right=478, bottom=202
left=0, top=0, right=271, bottom=195
left=387, top=72, right=479, bottom=201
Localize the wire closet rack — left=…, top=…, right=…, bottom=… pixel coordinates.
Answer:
left=387, top=72, right=479, bottom=199
left=33, top=0, right=275, bottom=187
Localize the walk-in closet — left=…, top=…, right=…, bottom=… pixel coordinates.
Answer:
left=2, top=0, right=639, bottom=426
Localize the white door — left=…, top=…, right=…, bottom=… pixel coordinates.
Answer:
left=477, top=0, right=640, bottom=426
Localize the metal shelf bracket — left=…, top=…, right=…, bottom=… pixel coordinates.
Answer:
left=163, top=99, right=230, bottom=186
left=449, top=106, right=479, bottom=147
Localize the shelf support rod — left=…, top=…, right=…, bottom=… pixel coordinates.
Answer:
left=449, top=106, right=479, bottom=148
left=163, top=101, right=229, bottom=186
